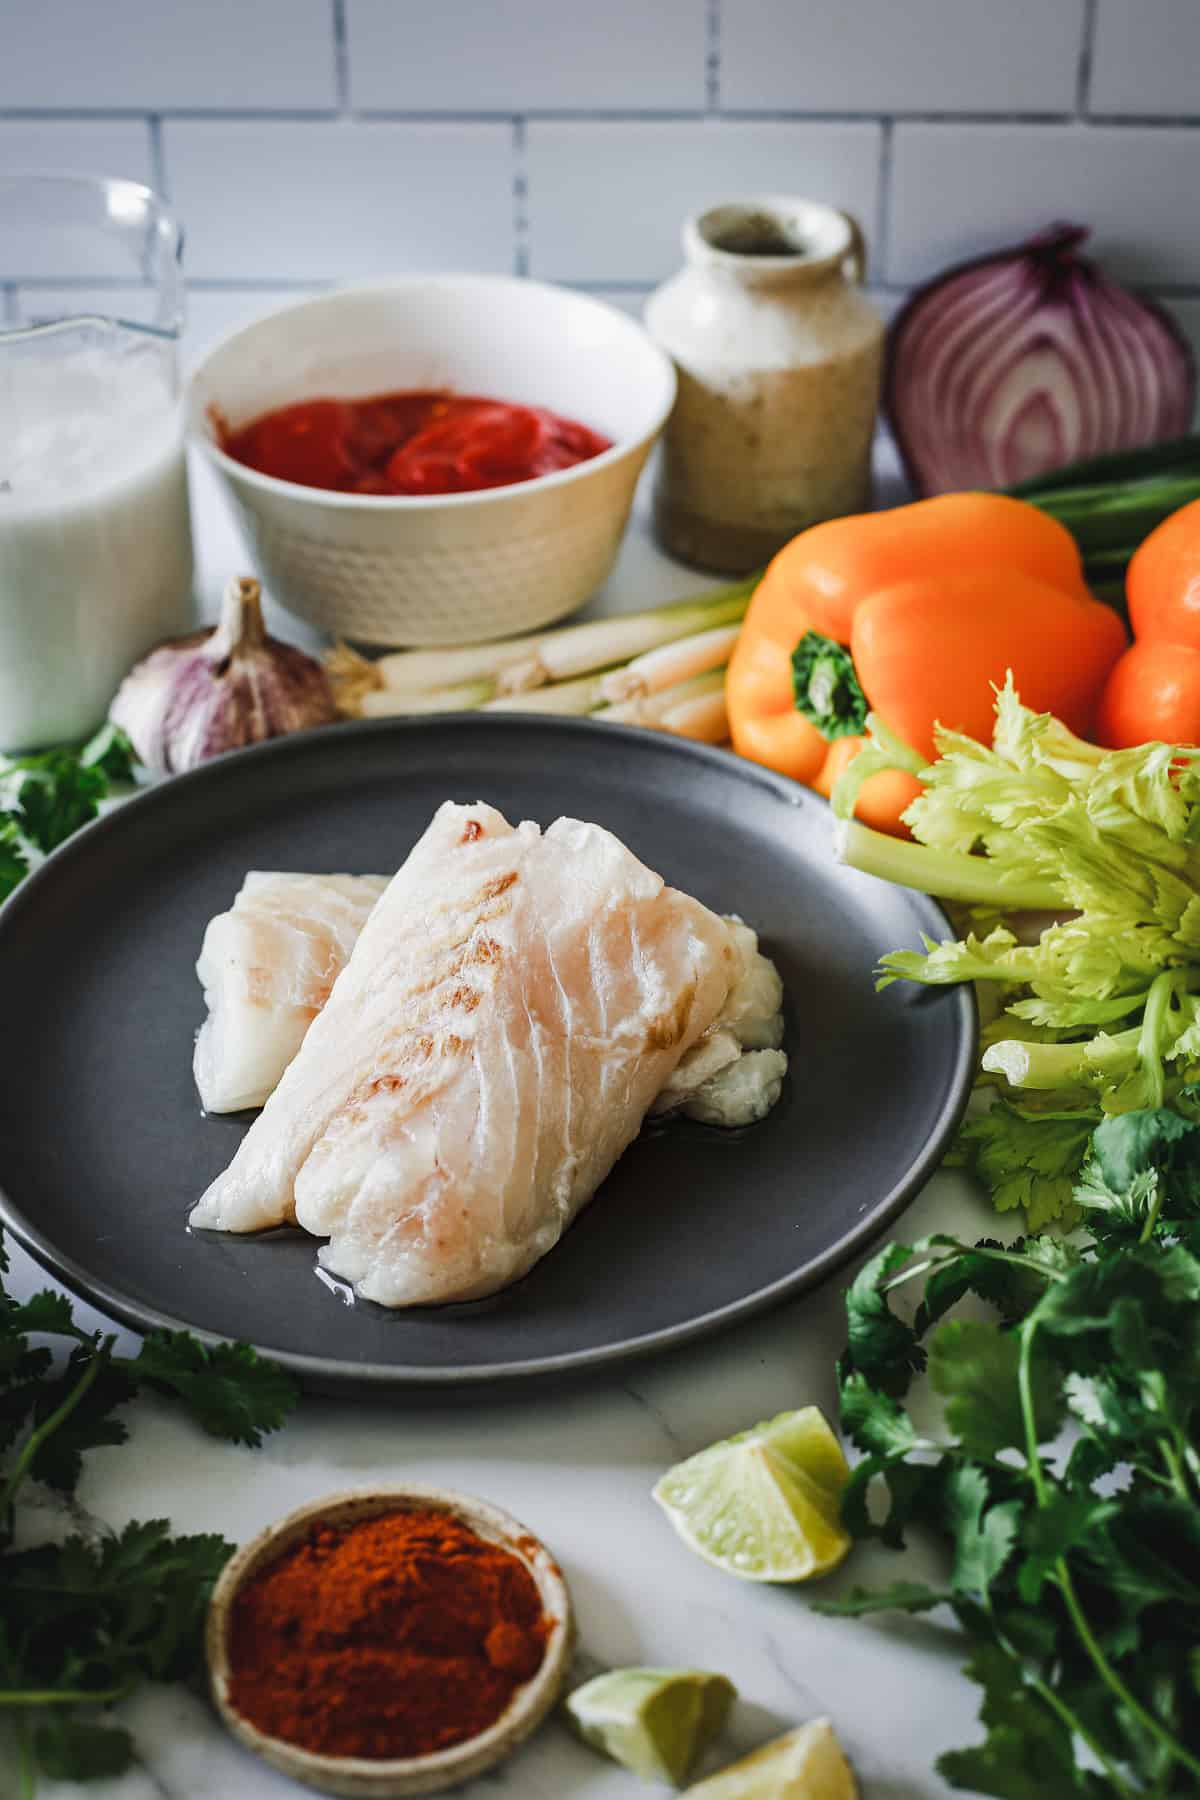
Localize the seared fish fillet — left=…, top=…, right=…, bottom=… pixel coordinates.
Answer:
left=190, top=802, right=736, bottom=1306
left=194, top=872, right=388, bottom=1113
left=195, top=886, right=788, bottom=1126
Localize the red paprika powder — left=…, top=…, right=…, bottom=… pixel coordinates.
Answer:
left=225, top=1507, right=550, bottom=1760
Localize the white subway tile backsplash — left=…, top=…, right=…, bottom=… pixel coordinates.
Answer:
left=0, top=0, right=336, bottom=111
left=0, top=120, right=153, bottom=188
left=181, top=287, right=331, bottom=367
left=1090, top=0, right=1200, bottom=117
left=526, top=120, right=882, bottom=284
left=2, top=1, right=1198, bottom=373
left=888, top=123, right=1200, bottom=286
left=721, top=0, right=1084, bottom=115
left=347, top=0, right=707, bottom=113
left=163, top=121, right=514, bottom=280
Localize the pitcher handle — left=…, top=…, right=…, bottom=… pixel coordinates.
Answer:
left=839, top=211, right=868, bottom=285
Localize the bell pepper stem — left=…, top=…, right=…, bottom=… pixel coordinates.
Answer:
left=791, top=631, right=869, bottom=739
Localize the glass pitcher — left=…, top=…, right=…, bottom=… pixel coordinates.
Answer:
left=0, top=174, right=194, bottom=750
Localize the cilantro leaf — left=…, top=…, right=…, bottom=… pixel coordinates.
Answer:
left=812, top=1579, right=949, bottom=1618
left=838, top=1371, right=918, bottom=1457
left=1, top=753, right=107, bottom=853
left=33, top=1718, right=134, bottom=1782
left=78, top=721, right=137, bottom=783
left=820, top=1105, right=1200, bottom=1798
left=954, top=1102, right=1094, bottom=1229
left=0, top=818, right=30, bottom=902
left=944, top=1465, right=1022, bottom=1600
left=915, top=1235, right=1076, bottom=1334
left=0, top=1232, right=295, bottom=1794
left=841, top=1243, right=925, bottom=1396
left=0, top=728, right=138, bottom=906
left=128, top=1332, right=299, bottom=1446
left=938, top=1642, right=1099, bottom=1800
left=25, top=1347, right=134, bottom=1494
left=928, top=1319, right=1062, bottom=1458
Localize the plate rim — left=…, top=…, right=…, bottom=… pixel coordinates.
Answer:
left=0, top=715, right=978, bottom=1387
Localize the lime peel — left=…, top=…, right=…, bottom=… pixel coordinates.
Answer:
left=653, top=1406, right=852, bottom=1583
left=565, top=1666, right=736, bottom=1784
left=681, top=1719, right=859, bottom=1798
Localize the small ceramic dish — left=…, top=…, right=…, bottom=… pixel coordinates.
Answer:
left=188, top=275, right=676, bottom=646
left=206, top=1484, right=575, bottom=1798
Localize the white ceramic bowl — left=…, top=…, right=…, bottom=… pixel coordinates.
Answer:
left=188, top=277, right=677, bottom=646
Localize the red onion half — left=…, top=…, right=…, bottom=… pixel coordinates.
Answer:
left=885, top=223, right=1196, bottom=495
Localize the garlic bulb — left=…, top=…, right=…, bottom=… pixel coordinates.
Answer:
left=109, top=576, right=337, bottom=775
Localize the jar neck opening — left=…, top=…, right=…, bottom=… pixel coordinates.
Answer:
left=685, top=199, right=853, bottom=286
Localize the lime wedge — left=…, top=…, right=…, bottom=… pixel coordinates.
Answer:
left=565, top=1666, right=736, bottom=1784
left=681, top=1720, right=858, bottom=1798
left=652, top=1407, right=851, bottom=1582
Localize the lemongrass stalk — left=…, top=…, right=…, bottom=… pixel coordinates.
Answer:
left=513, top=578, right=756, bottom=688
left=373, top=634, right=551, bottom=696
left=596, top=668, right=726, bottom=728
left=359, top=679, right=495, bottom=717
left=325, top=642, right=384, bottom=712
left=598, top=623, right=741, bottom=703
left=483, top=671, right=610, bottom=715
left=660, top=688, right=729, bottom=744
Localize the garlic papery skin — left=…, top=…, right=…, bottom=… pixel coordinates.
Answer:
left=108, top=576, right=337, bottom=774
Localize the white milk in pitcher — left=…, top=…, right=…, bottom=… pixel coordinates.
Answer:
left=0, top=331, right=194, bottom=750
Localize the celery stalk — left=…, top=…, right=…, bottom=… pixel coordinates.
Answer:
left=832, top=816, right=1067, bottom=910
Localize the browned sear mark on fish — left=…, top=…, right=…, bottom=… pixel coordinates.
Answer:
left=443, top=1033, right=467, bottom=1056
left=645, top=980, right=697, bottom=1051
left=470, top=936, right=503, bottom=965
left=481, top=871, right=518, bottom=900
left=460, top=819, right=484, bottom=843
left=449, top=986, right=481, bottom=1012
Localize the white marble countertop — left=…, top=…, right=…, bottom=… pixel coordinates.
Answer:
left=7, top=447, right=999, bottom=1800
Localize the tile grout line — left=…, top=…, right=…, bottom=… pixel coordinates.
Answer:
left=707, top=0, right=721, bottom=113
left=331, top=0, right=350, bottom=113
left=1076, top=0, right=1098, bottom=117
left=513, top=116, right=529, bottom=277
left=875, top=116, right=893, bottom=285
left=4, top=104, right=1200, bottom=127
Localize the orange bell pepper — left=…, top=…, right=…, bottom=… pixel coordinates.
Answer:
left=726, top=493, right=1127, bottom=834
left=1096, top=497, right=1200, bottom=748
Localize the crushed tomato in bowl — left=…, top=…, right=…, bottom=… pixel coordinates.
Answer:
left=218, top=390, right=613, bottom=497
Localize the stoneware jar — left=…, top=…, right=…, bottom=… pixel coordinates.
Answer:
left=645, top=196, right=885, bottom=573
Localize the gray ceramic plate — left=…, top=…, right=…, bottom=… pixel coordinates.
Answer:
left=0, top=717, right=975, bottom=1389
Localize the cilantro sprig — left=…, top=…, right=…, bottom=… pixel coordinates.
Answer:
left=0, top=1229, right=297, bottom=1791
left=0, top=724, right=137, bottom=904
left=817, top=1106, right=1200, bottom=1796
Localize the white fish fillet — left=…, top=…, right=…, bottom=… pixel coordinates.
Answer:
left=651, top=917, right=788, bottom=1125
left=193, top=872, right=389, bottom=1113
left=196, top=888, right=789, bottom=1128
left=190, top=801, right=737, bottom=1306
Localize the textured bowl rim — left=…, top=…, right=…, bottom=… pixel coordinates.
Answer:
left=206, top=1483, right=575, bottom=1797
left=186, top=273, right=677, bottom=513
